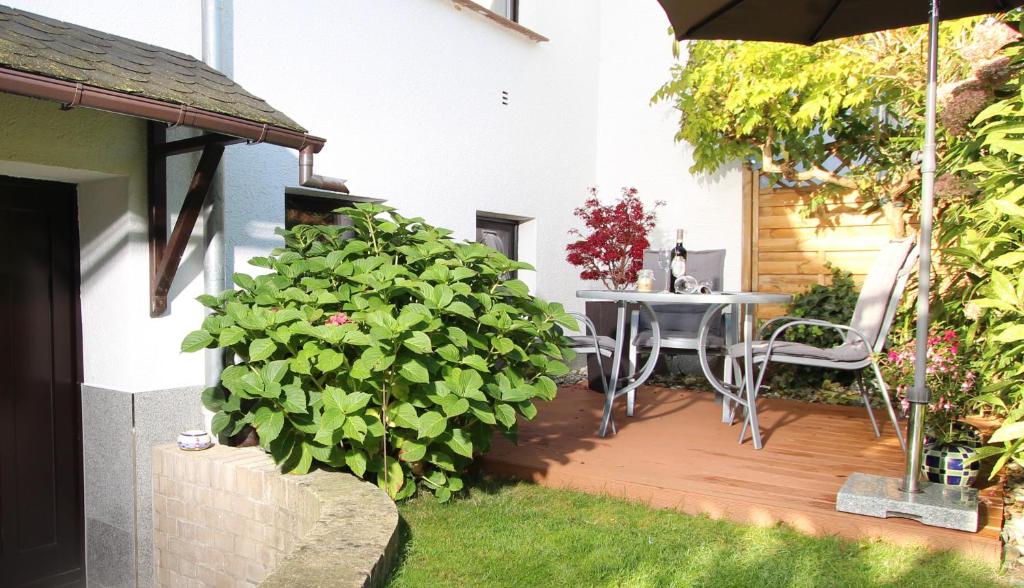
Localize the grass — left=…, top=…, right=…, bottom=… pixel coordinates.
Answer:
left=386, top=480, right=1006, bottom=588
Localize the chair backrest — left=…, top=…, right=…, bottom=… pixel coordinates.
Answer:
left=642, top=249, right=726, bottom=292
left=639, top=249, right=727, bottom=334
left=847, top=237, right=918, bottom=352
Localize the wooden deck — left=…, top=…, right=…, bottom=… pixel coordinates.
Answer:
left=482, top=384, right=1004, bottom=564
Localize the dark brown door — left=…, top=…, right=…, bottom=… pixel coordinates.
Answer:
left=0, top=176, right=83, bottom=587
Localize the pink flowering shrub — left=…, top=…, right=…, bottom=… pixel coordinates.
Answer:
left=881, top=329, right=979, bottom=445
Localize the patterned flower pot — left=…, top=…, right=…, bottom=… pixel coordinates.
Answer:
left=922, top=442, right=980, bottom=487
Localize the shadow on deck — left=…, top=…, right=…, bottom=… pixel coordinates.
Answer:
left=482, top=384, right=1004, bottom=564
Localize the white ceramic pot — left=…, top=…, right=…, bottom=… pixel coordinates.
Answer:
left=177, top=429, right=213, bottom=451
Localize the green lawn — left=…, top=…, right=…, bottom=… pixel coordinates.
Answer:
left=386, top=481, right=1005, bottom=588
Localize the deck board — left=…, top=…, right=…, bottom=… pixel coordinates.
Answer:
left=482, top=384, right=1004, bottom=564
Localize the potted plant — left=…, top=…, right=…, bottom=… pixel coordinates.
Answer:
left=883, top=329, right=981, bottom=486
left=566, top=187, right=662, bottom=390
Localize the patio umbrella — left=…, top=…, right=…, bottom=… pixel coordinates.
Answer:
left=655, top=0, right=1023, bottom=524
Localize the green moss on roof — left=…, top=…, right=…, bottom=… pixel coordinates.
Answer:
left=0, top=4, right=306, bottom=133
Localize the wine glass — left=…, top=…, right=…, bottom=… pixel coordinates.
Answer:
left=656, top=249, right=672, bottom=292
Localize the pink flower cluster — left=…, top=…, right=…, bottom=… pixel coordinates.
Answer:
left=882, top=329, right=979, bottom=444
left=325, top=312, right=351, bottom=326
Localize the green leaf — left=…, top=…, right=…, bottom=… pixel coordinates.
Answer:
left=181, top=330, right=214, bottom=352
left=252, top=407, right=285, bottom=444
left=545, top=360, right=570, bottom=377
left=249, top=338, right=278, bottom=362
left=446, top=301, right=475, bottom=318
left=345, top=449, right=368, bottom=477
left=317, top=349, right=345, bottom=373
left=202, top=386, right=226, bottom=412
left=218, top=326, right=246, bottom=347
left=403, top=331, right=433, bottom=354
left=494, top=403, right=517, bottom=428
left=261, top=360, right=290, bottom=384
left=440, top=395, right=470, bottom=418
left=417, top=411, right=447, bottom=439
left=342, top=415, right=368, bottom=443
left=377, top=456, right=405, bottom=499
left=445, top=429, right=473, bottom=458
left=342, top=391, right=373, bottom=414
left=462, top=355, right=489, bottom=372
left=996, top=325, right=1024, bottom=343
left=990, top=421, right=1024, bottom=444
left=991, top=271, right=1019, bottom=307
left=282, top=385, right=307, bottom=414
left=399, top=439, right=427, bottom=462
left=388, top=402, right=420, bottom=429
left=210, top=411, right=232, bottom=435
left=446, top=327, right=469, bottom=348
left=399, top=359, right=431, bottom=384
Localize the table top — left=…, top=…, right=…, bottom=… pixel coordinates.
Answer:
left=576, top=289, right=792, bottom=305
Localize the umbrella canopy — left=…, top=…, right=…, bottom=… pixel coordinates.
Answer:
left=658, top=0, right=1023, bottom=43
left=655, top=0, right=1023, bottom=494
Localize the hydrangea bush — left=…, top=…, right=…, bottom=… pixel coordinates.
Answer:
left=181, top=203, right=576, bottom=500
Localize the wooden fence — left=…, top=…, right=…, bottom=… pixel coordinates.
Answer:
left=743, top=168, right=898, bottom=320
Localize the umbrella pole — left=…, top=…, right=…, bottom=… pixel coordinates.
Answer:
left=901, top=0, right=940, bottom=494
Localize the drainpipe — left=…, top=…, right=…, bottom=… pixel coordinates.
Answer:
left=202, top=0, right=226, bottom=407
left=299, top=144, right=349, bottom=192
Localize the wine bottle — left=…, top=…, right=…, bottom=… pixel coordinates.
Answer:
left=670, top=229, right=687, bottom=292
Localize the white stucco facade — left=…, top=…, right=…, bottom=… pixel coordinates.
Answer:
left=1, top=0, right=744, bottom=392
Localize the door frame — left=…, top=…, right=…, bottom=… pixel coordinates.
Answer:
left=0, top=174, right=85, bottom=584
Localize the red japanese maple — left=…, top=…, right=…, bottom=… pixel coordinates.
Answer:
left=566, top=187, right=663, bottom=291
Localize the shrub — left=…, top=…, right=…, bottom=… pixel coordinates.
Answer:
left=565, top=187, right=662, bottom=290
left=768, top=264, right=860, bottom=390
left=181, top=203, right=577, bottom=501
left=939, top=26, right=1024, bottom=473
left=880, top=330, right=978, bottom=445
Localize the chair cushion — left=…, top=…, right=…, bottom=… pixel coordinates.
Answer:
left=569, top=334, right=617, bottom=351
left=848, top=238, right=915, bottom=348
left=727, top=340, right=869, bottom=363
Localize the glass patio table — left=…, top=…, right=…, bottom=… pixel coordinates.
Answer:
left=575, top=289, right=792, bottom=449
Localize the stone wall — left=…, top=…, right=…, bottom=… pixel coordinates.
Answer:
left=152, top=444, right=398, bottom=587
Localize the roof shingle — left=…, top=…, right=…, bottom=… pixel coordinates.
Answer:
left=0, top=4, right=306, bottom=133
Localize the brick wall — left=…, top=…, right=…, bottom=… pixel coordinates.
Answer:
left=152, top=445, right=320, bottom=587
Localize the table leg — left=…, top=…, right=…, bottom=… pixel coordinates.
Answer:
left=599, top=301, right=628, bottom=437
left=627, top=308, right=640, bottom=416
left=721, top=303, right=739, bottom=423
left=742, top=303, right=763, bottom=449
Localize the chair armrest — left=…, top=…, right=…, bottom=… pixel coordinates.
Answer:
left=763, top=320, right=873, bottom=354
left=758, top=316, right=852, bottom=338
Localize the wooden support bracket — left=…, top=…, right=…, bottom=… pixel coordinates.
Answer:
left=149, top=122, right=231, bottom=316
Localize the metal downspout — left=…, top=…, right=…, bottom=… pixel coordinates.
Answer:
left=202, top=0, right=226, bottom=408
left=299, top=145, right=349, bottom=192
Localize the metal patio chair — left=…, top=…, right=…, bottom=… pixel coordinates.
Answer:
left=566, top=312, right=618, bottom=433
left=728, top=237, right=918, bottom=450
left=627, top=249, right=731, bottom=416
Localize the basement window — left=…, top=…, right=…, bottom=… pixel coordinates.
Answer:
left=285, top=193, right=355, bottom=229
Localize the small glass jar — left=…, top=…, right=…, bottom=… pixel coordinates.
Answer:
left=636, top=269, right=655, bottom=292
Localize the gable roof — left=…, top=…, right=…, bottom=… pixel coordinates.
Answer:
left=0, top=4, right=306, bottom=134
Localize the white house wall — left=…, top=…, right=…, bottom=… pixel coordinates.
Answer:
left=4, top=0, right=744, bottom=318
left=0, top=92, right=206, bottom=391
left=594, top=0, right=744, bottom=290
